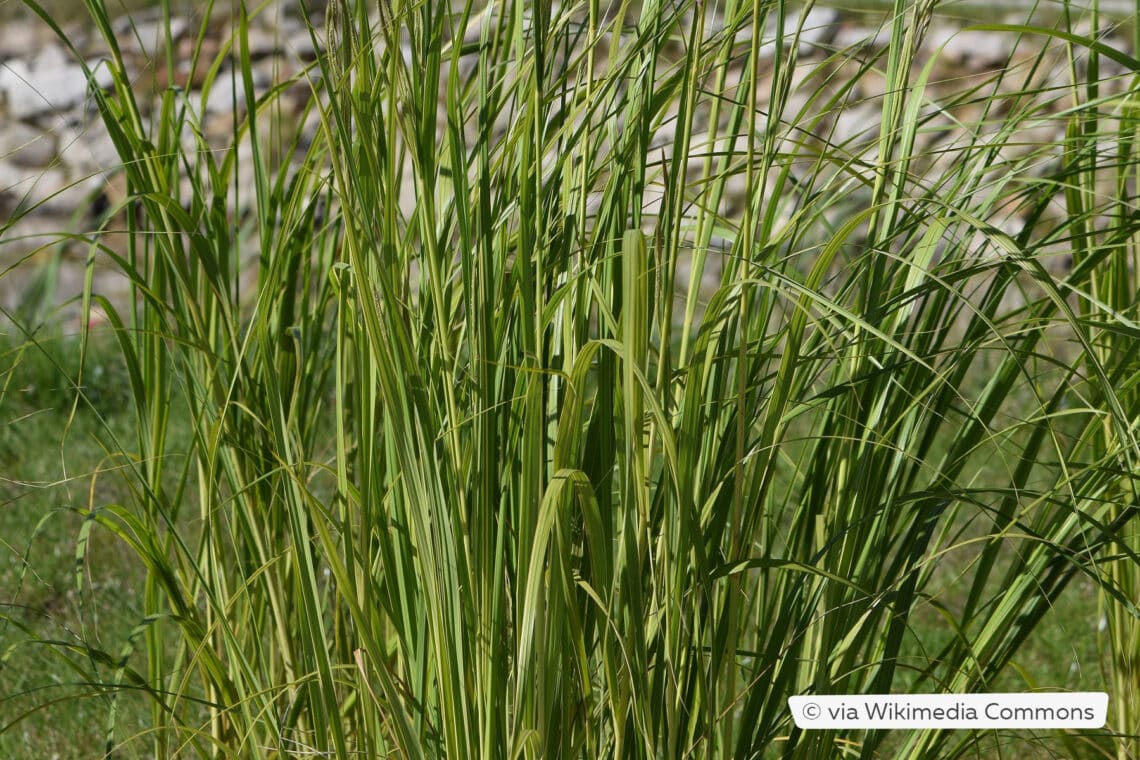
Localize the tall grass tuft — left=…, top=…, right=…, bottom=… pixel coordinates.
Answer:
left=4, top=0, right=1140, bottom=756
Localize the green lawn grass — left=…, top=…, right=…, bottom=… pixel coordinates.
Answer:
left=1, top=330, right=150, bottom=758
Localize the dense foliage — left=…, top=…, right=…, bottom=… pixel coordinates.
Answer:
left=3, top=0, right=1139, bottom=756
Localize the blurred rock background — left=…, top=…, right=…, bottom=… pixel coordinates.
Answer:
left=1, top=0, right=1134, bottom=325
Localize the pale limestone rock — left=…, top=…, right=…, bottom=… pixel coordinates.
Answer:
left=787, top=7, right=839, bottom=55
left=0, top=122, right=56, bottom=168
left=286, top=27, right=322, bottom=61
left=54, top=121, right=121, bottom=175
left=0, top=45, right=90, bottom=120
left=829, top=103, right=882, bottom=148
left=0, top=163, right=61, bottom=212
left=113, top=16, right=189, bottom=61
left=833, top=24, right=890, bottom=52
left=244, top=25, right=283, bottom=59
left=939, top=29, right=1011, bottom=68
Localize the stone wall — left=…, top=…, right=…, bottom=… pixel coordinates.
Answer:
left=1, top=3, right=1131, bottom=324
left=1, top=3, right=324, bottom=323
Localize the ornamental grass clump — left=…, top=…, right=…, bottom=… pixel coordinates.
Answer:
left=3, top=0, right=1139, bottom=757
